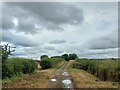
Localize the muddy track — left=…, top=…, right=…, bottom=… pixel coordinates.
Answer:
left=47, top=61, right=75, bottom=89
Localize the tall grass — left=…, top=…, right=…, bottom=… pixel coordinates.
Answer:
left=72, top=59, right=120, bottom=82
left=2, top=58, right=37, bottom=79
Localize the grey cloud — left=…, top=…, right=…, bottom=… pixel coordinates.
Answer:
left=45, top=23, right=63, bottom=31
left=80, top=51, right=109, bottom=56
left=119, top=2, right=120, bottom=28
left=2, top=2, right=117, bottom=59
left=10, top=2, right=83, bottom=24
left=50, top=40, right=66, bottom=44
left=22, top=46, right=56, bottom=58
left=2, top=15, right=15, bottom=30
left=44, top=46, right=55, bottom=50
left=23, top=47, right=41, bottom=55
left=88, top=30, right=118, bottom=50
left=2, top=3, right=39, bottom=34
left=2, top=30, right=36, bottom=47
left=56, top=50, right=63, bottom=54
left=17, top=17, right=39, bottom=34
left=13, top=52, right=27, bottom=56
left=4, top=2, right=84, bottom=32
left=78, top=48, right=118, bottom=58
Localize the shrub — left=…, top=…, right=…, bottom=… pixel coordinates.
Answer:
left=2, top=63, right=14, bottom=79
left=40, top=55, right=49, bottom=60
left=40, top=60, right=52, bottom=69
left=13, top=63, right=24, bottom=75
left=22, top=60, right=36, bottom=74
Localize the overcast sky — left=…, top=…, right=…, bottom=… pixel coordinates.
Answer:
left=1, top=2, right=118, bottom=59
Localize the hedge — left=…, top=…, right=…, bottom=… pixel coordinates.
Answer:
left=2, top=58, right=37, bottom=79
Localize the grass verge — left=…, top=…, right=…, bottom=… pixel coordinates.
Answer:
left=68, top=60, right=118, bottom=88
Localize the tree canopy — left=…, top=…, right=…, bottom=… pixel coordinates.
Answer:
left=69, top=53, right=78, bottom=60
left=61, top=54, right=69, bottom=61
left=61, top=53, right=78, bottom=61
left=40, top=55, right=49, bottom=60
left=41, top=53, right=78, bottom=61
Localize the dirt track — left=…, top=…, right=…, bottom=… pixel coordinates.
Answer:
left=47, top=61, right=75, bottom=89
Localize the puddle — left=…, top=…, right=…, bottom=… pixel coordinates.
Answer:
left=51, top=79, right=57, bottom=82
left=62, top=72, right=69, bottom=76
left=62, top=79, right=71, bottom=85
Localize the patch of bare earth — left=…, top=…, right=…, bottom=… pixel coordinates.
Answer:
left=68, top=60, right=118, bottom=88
left=3, top=69, right=55, bottom=88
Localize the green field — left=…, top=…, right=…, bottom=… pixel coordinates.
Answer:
left=72, top=59, right=120, bottom=82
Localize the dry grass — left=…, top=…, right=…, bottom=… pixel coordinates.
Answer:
left=2, top=69, right=56, bottom=88
left=68, top=60, right=118, bottom=88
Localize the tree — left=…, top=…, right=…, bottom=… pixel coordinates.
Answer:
left=1, top=44, right=15, bottom=79
left=40, top=55, right=49, bottom=60
left=69, top=53, right=78, bottom=60
left=1, top=44, right=15, bottom=62
left=51, top=56, right=61, bottom=58
left=61, top=54, right=69, bottom=61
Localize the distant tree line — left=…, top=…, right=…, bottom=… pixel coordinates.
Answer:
left=40, top=53, right=78, bottom=69
left=61, top=53, right=78, bottom=61
left=40, top=53, right=78, bottom=61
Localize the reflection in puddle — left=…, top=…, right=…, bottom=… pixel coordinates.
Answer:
left=62, top=79, right=71, bottom=84
left=62, top=72, right=69, bottom=76
left=51, top=79, right=57, bottom=82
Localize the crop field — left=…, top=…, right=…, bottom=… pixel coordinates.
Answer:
left=72, top=59, right=120, bottom=82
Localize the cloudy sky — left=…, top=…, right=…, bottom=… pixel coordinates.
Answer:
left=1, top=2, right=118, bottom=59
